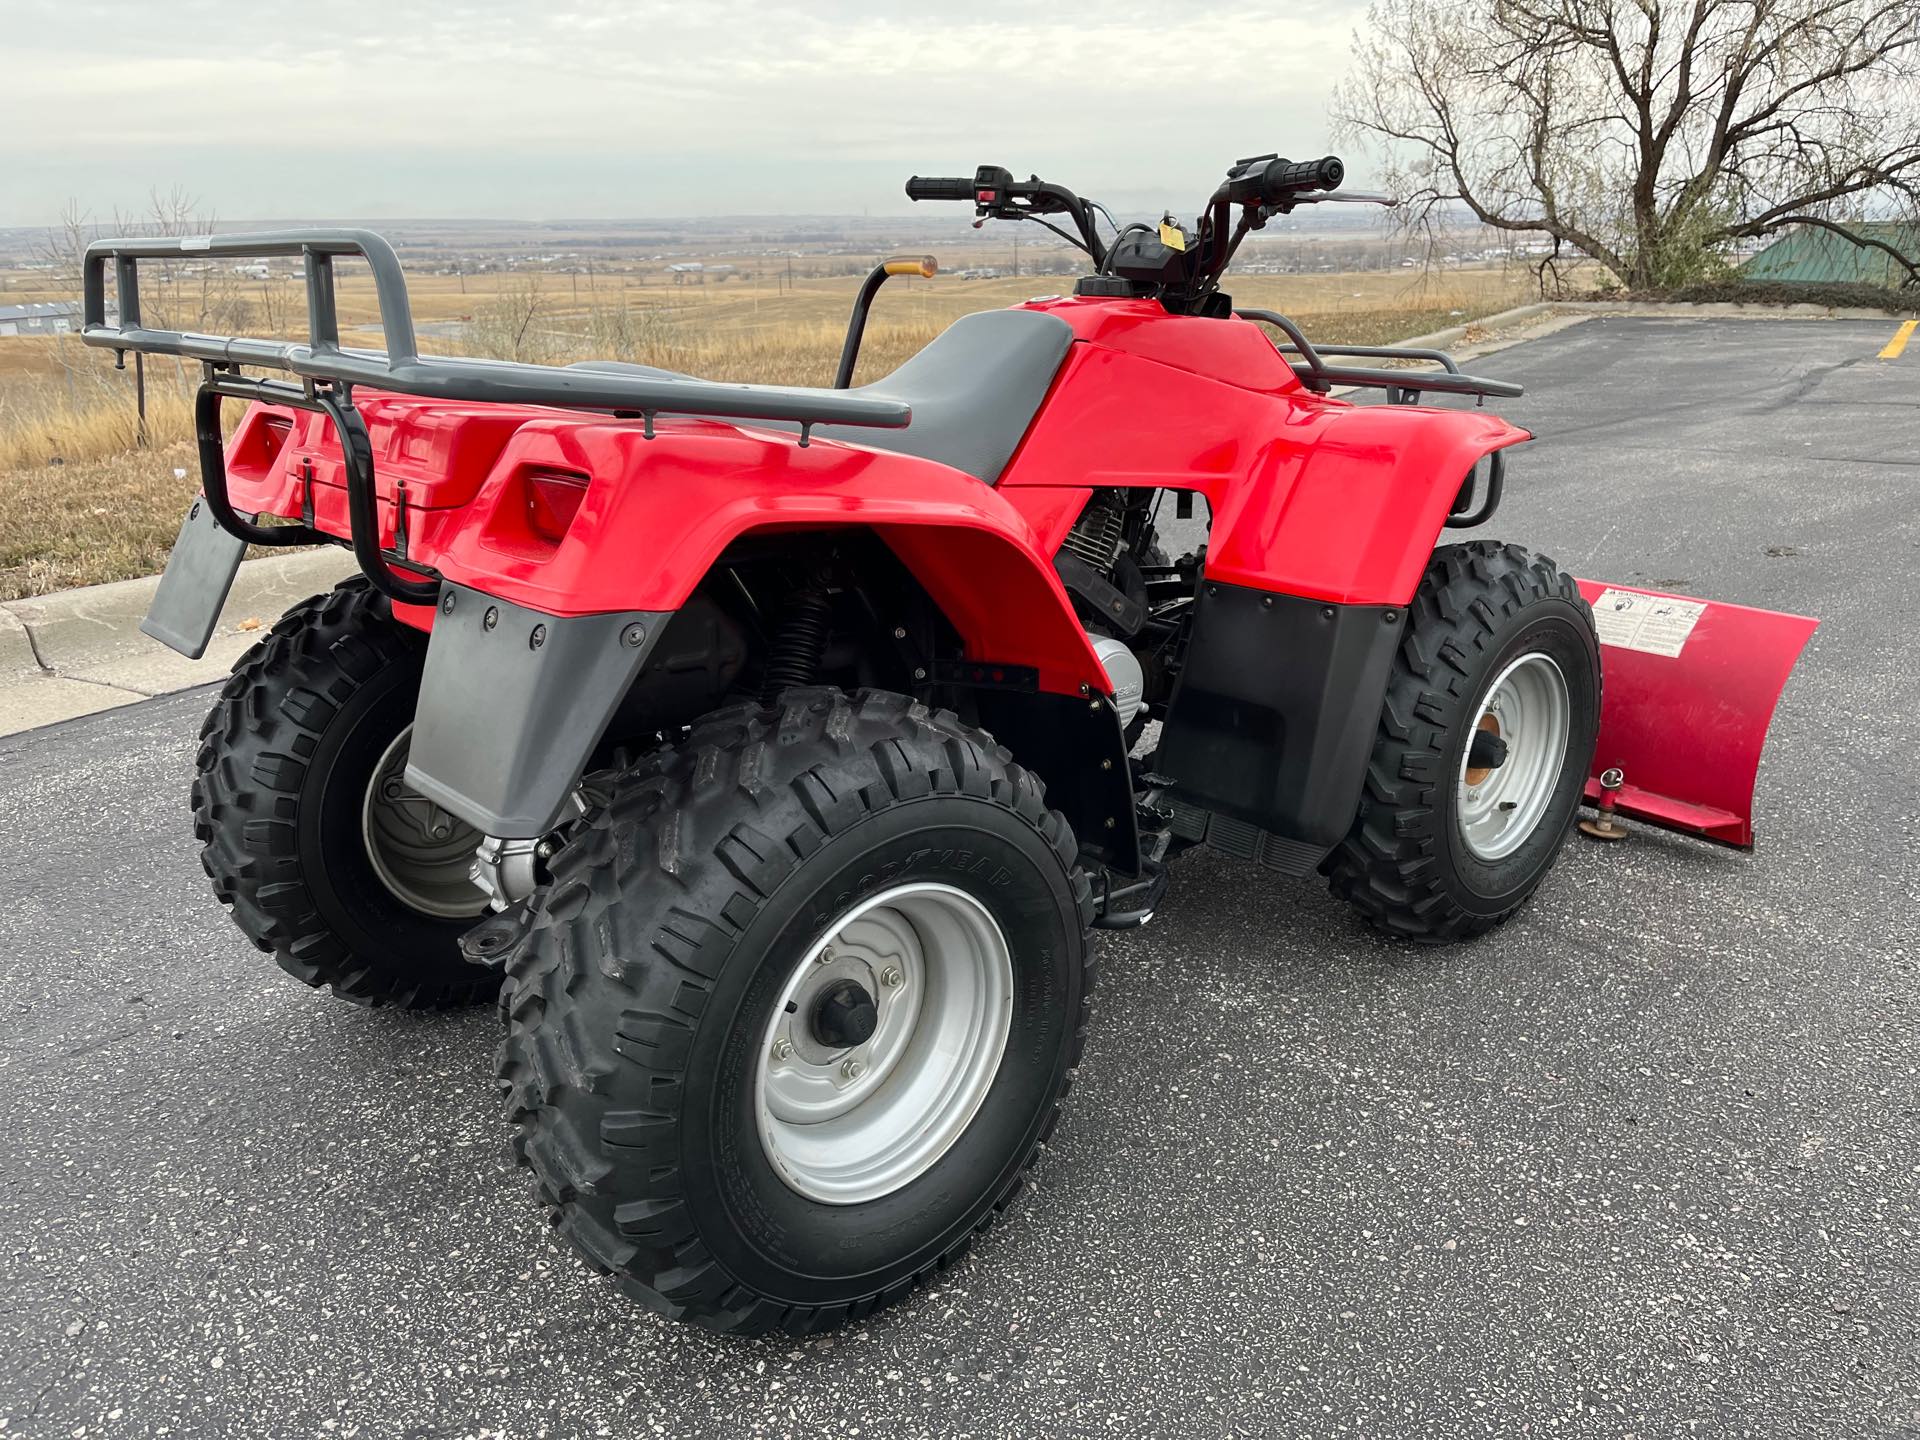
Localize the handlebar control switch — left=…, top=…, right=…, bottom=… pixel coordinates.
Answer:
left=970, top=165, right=1017, bottom=216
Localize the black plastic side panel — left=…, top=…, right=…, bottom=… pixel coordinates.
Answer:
left=1156, top=582, right=1408, bottom=850
left=970, top=688, right=1140, bottom=874
left=405, top=584, right=669, bottom=836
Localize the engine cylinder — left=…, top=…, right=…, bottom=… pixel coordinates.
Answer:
left=1089, top=634, right=1144, bottom=728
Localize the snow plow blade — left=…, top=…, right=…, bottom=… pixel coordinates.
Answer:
left=1577, top=581, right=1817, bottom=849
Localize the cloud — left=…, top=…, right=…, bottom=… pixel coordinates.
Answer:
left=2, top=0, right=1369, bottom=223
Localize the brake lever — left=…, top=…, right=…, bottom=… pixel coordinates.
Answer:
left=1252, top=189, right=1397, bottom=224
left=1310, top=190, right=1398, bottom=207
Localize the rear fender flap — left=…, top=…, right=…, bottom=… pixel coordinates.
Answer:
left=404, top=584, right=669, bottom=837
left=1578, top=580, right=1818, bottom=848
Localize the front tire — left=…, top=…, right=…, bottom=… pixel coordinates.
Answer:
left=497, top=688, right=1093, bottom=1334
left=1325, top=542, right=1600, bottom=942
left=193, top=578, right=500, bottom=1007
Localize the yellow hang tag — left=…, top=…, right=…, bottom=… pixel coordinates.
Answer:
left=1158, top=221, right=1187, bottom=252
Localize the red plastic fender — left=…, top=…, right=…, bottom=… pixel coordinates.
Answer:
left=1577, top=580, right=1818, bottom=848
left=998, top=335, right=1530, bottom=606
left=424, top=417, right=1113, bottom=698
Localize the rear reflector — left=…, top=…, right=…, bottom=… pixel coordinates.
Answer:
left=525, top=470, right=589, bottom=543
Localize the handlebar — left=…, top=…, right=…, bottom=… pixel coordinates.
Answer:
left=902, top=150, right=1362, bottom=310
left=905, top=176, right=975, bottom=202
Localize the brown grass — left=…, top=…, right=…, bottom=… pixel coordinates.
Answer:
left=0, top=440, right=200, bottom=599
left=0, top=264, right=1539, bottom=600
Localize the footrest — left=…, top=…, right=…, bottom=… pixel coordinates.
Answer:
left=459, top=900, right=537, bottom=969
left=1091, top=858, right=1169, bottom=930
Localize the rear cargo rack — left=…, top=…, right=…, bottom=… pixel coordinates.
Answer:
left=81, top=229, right=913, bottom=603
left=1236, top=308, right=1523, bottom=405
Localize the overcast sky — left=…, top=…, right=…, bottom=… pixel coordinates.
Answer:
left=3, top=0, right=1368, bottom=227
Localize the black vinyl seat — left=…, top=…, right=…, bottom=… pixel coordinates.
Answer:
left=569, top=308, right=1074, bottom=483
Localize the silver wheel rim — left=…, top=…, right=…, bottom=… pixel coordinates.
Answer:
left=755, top=882, right=1014, bottom=1206
left=360, top=726, right=490, bottom=919
left=1456, top=652, right=1571, bottom=862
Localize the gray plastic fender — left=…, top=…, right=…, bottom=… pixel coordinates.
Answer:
left=403, top=583, right=669, bottom=837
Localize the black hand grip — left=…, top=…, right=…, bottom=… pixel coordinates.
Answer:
left=906, top=176, right=975, bottom=202
left=1259, top=154, right=1344, bottom=198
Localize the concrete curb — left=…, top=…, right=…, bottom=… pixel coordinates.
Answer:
left=0, top=548, right=355, bottom=738
left=1395, top=297, right=1910, bottom=359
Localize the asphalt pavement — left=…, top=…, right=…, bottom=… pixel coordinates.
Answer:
left=3, top=316, right=1917, bottom=1439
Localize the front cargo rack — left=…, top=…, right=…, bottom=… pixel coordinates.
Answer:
left=1236, top=308, right=1524, bottom=405
left=81, top=229, right=913, bottom=603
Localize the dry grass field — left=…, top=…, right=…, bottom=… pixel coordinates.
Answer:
left=0, top=257, right=1541, bottom=599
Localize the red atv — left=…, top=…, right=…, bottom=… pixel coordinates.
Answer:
left=84, top=154, right=1814, bottom=1334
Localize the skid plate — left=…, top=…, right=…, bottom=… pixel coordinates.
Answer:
left=1578, top=580, right=1817, bottom=848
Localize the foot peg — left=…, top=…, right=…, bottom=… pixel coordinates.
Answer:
left=1091, top=857, right=1169, bottom=930
left=459, top=898, right=539, bottom=968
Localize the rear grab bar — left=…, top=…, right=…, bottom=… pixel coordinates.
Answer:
left=80, top=229, right=914, bottom=431
left=80, top=229, right=915, bottom=604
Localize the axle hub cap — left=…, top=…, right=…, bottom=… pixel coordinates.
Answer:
left=1456, top=652, right=1571, bottom=862
left=755, top=883, right=1013, bottom=1205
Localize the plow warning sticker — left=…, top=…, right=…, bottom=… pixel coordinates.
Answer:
left=1590, top=588, right=1708, bottom=657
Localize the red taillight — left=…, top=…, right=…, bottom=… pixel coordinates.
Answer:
left=526, top=470, right=589, bottom=543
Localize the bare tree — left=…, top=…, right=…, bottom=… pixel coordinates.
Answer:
left=1334, top=0, right=1920, bottom=289
left=32, top=188, right=257, bottom=444
left=35, top=200, right=97, bottom=293
left=468, top=276, right=554, bottom=363
left=35, top=187, right=255, bottom=332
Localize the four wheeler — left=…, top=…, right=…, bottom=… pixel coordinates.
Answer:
left=83, top=150, right=1815, bottom=1335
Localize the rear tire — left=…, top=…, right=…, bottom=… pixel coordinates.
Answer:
left=1325, top=542, right=1599, bottom=943
left=193, top=578, right=500, bottom=1008
left=496, top=687, right=1094, bottom=1335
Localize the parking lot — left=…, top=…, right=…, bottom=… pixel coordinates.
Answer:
left=4, top=315, right=1916, bottom=1438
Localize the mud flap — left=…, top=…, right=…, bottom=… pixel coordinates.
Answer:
left=1578, top=580, right=1817, bottom=848
left=141, top=498, right=247, bottom=659
left=403, top=584, right=669, bottom=837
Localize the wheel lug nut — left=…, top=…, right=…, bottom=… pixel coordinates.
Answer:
left=879, top=966, right=903, bottom=989
left=841, top=1058, right=866, bottom=1081
left=771, top=1038, right=793, bottom=1062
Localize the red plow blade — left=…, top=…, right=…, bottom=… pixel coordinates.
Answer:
left=1577, top=581, right=1818, bottom=849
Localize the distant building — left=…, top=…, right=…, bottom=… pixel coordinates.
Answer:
left=1742, top=222, right=1920, bottom=287
left=0, top=301, right=82, bottom=337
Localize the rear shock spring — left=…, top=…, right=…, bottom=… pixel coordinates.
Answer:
left=761, top=584, right=832, bottom=702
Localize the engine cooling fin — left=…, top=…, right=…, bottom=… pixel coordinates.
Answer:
left=1062, top=499, right=1126, bottom=572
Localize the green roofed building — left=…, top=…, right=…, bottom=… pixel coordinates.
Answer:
left=1742, top=222, right=1919, bottom=287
